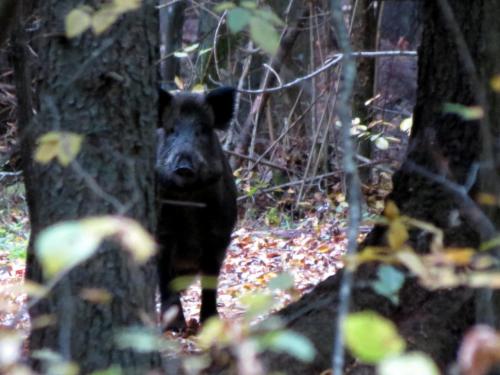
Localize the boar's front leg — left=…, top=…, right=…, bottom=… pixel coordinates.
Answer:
left=158, top=249, right=186, bottom=330
left=199, top=240, right=228, bottom=322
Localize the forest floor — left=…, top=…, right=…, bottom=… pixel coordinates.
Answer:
left=0, top=180, right=385, bottom=340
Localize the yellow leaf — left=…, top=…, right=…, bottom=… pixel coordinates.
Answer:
left=427, top=248, right=475, bottom=267
left=317, top=244, right=331, bottom=253
left=491, top=75, right=500, bottom=92
left=477, top=193, right=497, bottom=206
left=387, top=219, right=408, bottom=250
left=65, top=7, right=92, bottom=38
left=384, top=201, right=400, bottom=221
left=348, top=247, right=396, bottom=269
left=191, top=84, right=205, bottom=93
left=113, top=0, right=141, bottom=12
left=197, top=317, right=228, bottom=348
left=16, top=280, right=48, bottom=298
left=35, top=220, right=102, bottom=278
left=396, top=251, right=427, bottom=279
left=34, top=131, right=83, bottom=166
left=80, top=288, right=112, bottom=304
left=31, top=314, right=57, bottom=329
left=34, top=133, right=59, bottom=164
left=57, top=133, right=83, bottom=166
left=81, top=216, right=157, bottom=264
left=116, top=218, right=157, bottom=263
left=469, top=272, right=500, bottom=288
left=91, top=6, right=118, bottom=35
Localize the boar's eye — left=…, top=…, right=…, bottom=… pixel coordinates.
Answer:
left=201, top=125, right=211, bottom=134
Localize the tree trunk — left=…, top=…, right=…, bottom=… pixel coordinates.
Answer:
left=260, top=1, right=500, bottom=373
left=351, top=0, right=377, bottom=183
left=24, top=1, right=160, bottom=373
left=159, top=0, right=186, bottom=89
left=0, top=0, right=19, bottom=47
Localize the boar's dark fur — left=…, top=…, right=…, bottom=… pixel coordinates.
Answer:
left=156, top=87, right=237, bottom=329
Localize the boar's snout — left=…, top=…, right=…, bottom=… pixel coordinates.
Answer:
left=173, top=153, right=196, bottom=180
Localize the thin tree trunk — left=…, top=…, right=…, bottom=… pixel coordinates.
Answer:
left=351, top=0, right=377, bottom=183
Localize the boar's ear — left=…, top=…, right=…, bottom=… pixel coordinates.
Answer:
left=158, top=89, right=173, bottom=127
left=206, top=86, right=236, bottom=130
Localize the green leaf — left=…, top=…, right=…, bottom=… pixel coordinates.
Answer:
left=249, top=16, right=280, bottom=54
left=241, top=1, right=257, bottom=9
left=378, top=352, right=440, bottom=375
left=372, top=265, right=405, bottom=305
left=258, top=330, right=316, bottom=362
left=214, top=2, right=236, bottom=12
left=173, top=51, right=189, bottom=58
left=443, top=103, right=484, bottom=120
left=240, top=293, right=274, bottom=319
left=112, top=0, right=141, bottom=12
left=32, top=350, right=79, bottom=375
left=268, top=272, right=295, bottom=291
left=344, top=311, right=406, bottom=364
left=197, top=317, right=231, bottom=348
left=35, top=221, right=101, bottom=279
left=35, top=216, right=157, bottom=279
left=65, top=7, right=92, bottom=38
left=169, top=275, right=197, bottom=291
left=227, top=8, right=251, bottom=33
left=115, top=327, right=174, bottom=353
left=90, top=366, right=123, bottom=375
left=265, top=207, right=280, bottom=226
left=253, top=8, right=284, bottom=26
left=183, top=43, right=200, bottom=53
left=198, top=47, right=212, bottom=56
left=81, top=216, right=157, bottom=264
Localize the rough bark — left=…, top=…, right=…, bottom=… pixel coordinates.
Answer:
left=24, top=1, right=160, bottom=373
left=351, top=0, right=377, bottom=183
left=479, top=0, right=500, bottom=330
left=259, top=1, right=498, bottom=373
left=0, top=0, right=19, bottom=47
left=159, top=0, right=186, bottom=89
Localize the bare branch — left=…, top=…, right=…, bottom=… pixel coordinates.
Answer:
left=239, top=50, right=417, bottom=95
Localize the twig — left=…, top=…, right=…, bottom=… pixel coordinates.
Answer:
left=249, top=89, right=324, bottom=171
left=330, top=0, right=361, bottom=373
left=212, top=9, right=227, bottom=82
left=237, top=160, right=383, bottom=202
left=436, top=0, right=499, bottom=220
left=238, top=50, right=417, bottom=95
left=225, top=149, right=293, bottom=173
left=405, top=160, right=496, bottom=240
left=158, top=199, right=206, bottom=208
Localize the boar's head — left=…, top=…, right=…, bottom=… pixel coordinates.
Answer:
left=156, top=87, right=235, bottom=191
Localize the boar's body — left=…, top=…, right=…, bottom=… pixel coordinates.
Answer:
left=156, top=87, right=237, bottom=328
